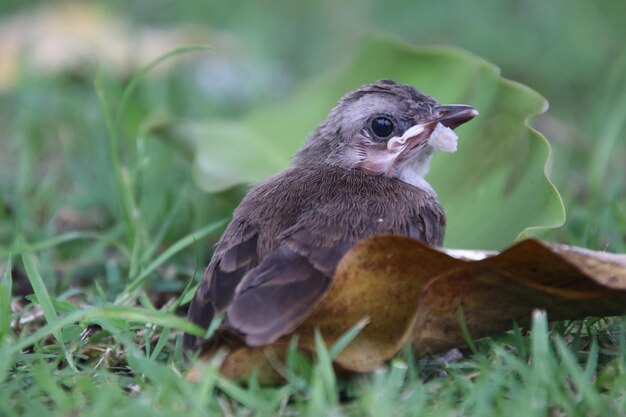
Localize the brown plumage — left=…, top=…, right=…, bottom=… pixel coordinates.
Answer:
left=185, top=80, right=477, bottom=350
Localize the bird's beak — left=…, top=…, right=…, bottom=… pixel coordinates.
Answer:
left=387, top=104, right=478, bottom=154
left=429, top=104, right=479, bottom=129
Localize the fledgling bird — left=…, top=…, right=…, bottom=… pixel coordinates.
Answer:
left=185, top=79, right=477, bottom=350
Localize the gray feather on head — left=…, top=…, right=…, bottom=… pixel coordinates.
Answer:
left=293, top=80, right=438, bottom=170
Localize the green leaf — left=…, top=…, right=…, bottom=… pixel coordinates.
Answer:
left=181, top=35, right=564, bottom=249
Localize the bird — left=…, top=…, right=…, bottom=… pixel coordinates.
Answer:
left=184, top=79, right=477, bottom=351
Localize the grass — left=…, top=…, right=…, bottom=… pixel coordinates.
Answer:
left=1, top=1, right=626, bottom=416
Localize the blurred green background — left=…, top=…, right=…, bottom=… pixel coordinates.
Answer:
left=1, top=0, right=625, bottom=255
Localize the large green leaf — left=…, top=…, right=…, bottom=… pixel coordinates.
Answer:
left=187, top=35, right=564, bottom=249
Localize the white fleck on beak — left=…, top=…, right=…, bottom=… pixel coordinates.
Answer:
left=386, top=124, right=426, bottom=152
left=427, top=123, right=458, bottom=153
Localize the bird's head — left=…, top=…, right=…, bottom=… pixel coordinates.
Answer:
left=293, top=79, right=478, bottom=190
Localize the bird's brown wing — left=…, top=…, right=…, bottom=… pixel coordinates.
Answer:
left=226, top=207, right=353, bottom=346
left=184, top=221, right=259, bottom=350
left=408, top=209, right=445, bottom=246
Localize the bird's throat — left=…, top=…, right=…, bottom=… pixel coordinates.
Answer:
left=392, top=146, right=436, bottom=193
left=355, top=144, right=437, bottom=193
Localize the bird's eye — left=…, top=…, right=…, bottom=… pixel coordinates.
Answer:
left=370, top=117, right=394, bottom=139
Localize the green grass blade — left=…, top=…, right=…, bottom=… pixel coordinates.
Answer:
left=0, top=230, right=126, bottom=257
left=217, top=375, right=279, bottom=415
left=21, top=252, right=62, bottom=344
left=511, top=321, right=528, bottom=359
left=167, top=228, right=202, bottom=313
left=128, top=229, right=145, bottom=283
left=7, top=305, right=204, bottom=357
left=201, top=315, right=223, bottom=341
left=113, top=46, right=212, bottom=136
left=32, top=362, right=71, bottom=410
left=118, top=219, right=227, bottom=300
left=329, top=317, right=368, bottom=359
left=457, top=304, right=478, bottom=354
left=0, top=346, right=14, bottom=384
left=314, top=330, right=334, bottom=383
left=310, top=329, right=338, bottom=410
left=184, top=359, right=221, bottom=412
left=589, top=89, right=626, bottom=193
left=620, top=329, right=626, bottom=372
left=21, top=251, right=78, bottom=371
left=584, top=338, right=599, bottom=381
left=149, top=327, right=171, bottom=361
left=554, top=336, right=605, bottom=414
left=0, top=257, right=12, bottom=341
left=94, top=69, right=135, bottom=246
left=142, top=194, right=184, bottom=264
